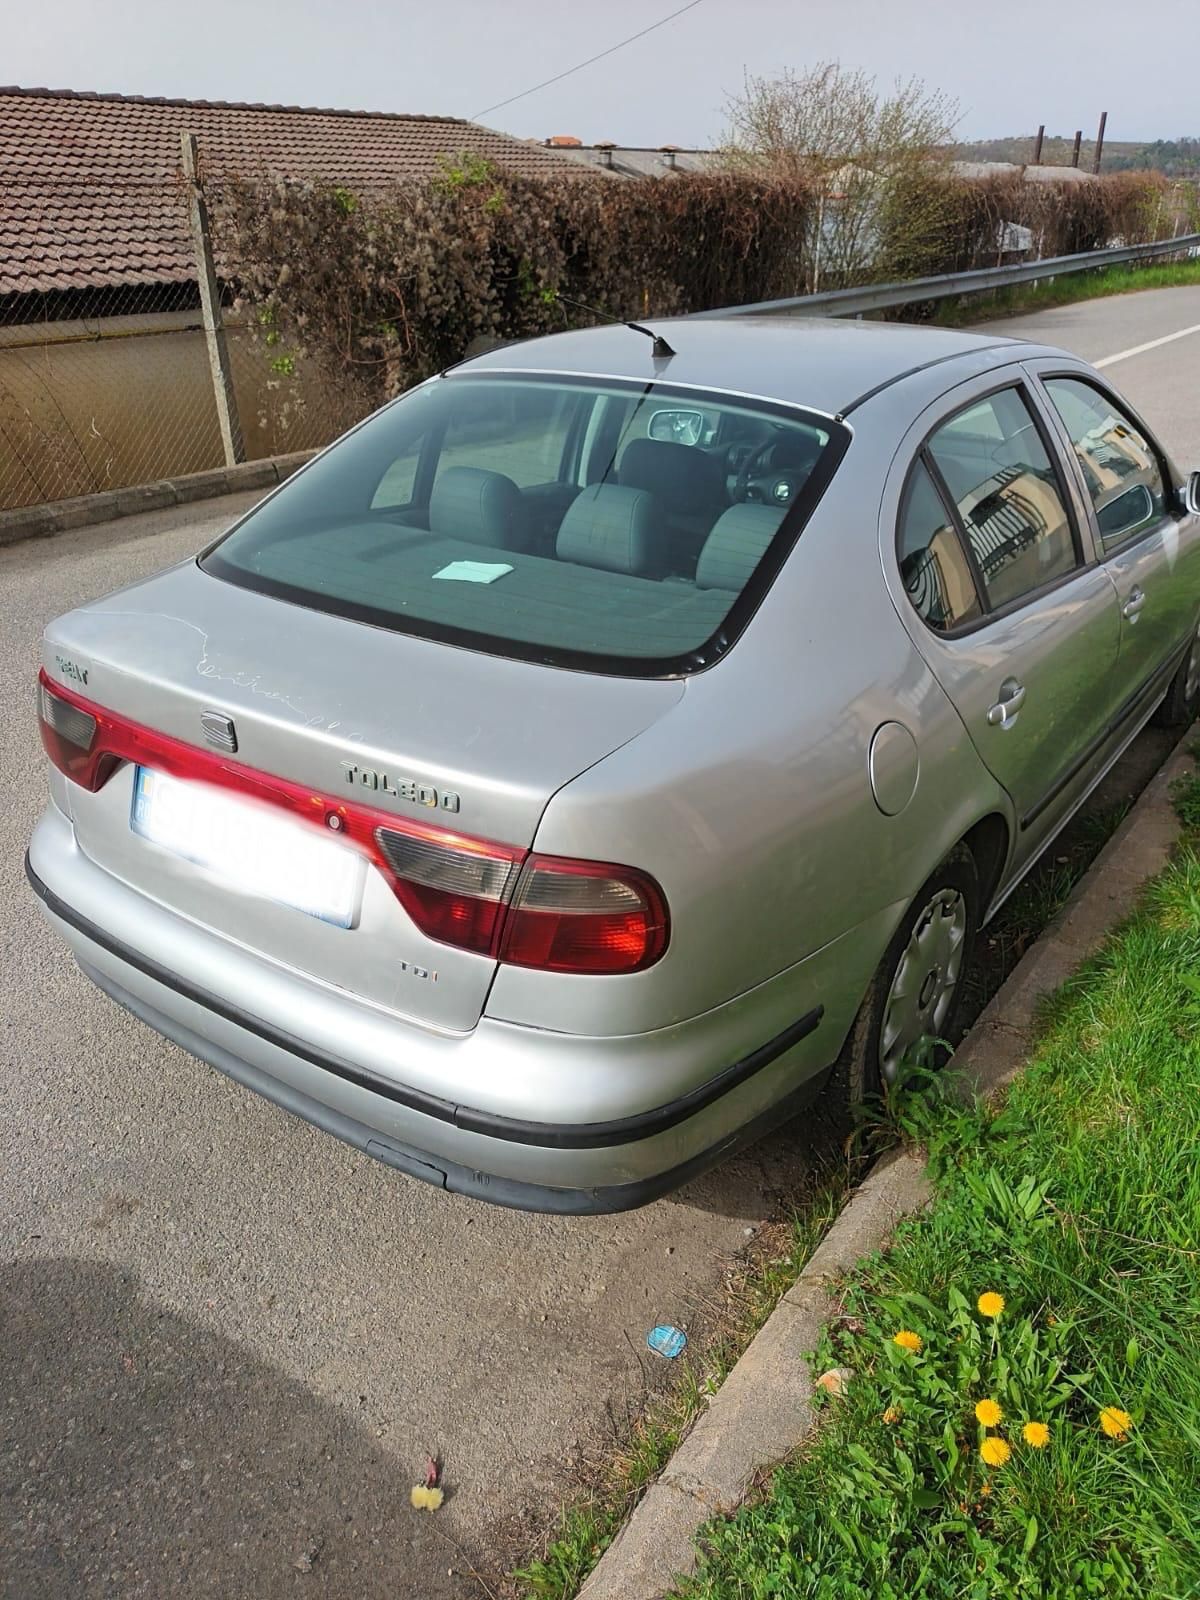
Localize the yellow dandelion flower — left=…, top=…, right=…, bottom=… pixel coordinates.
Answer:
left=979, top=1481, right=993, bottom=1496
left=975, top=1399, right=1003, bottom=1427
left=1100, top=1407, right=1133, bottom=1440
left=1022, top=1421, right=1050, bottom=1448
left=410, top=1484, right=444, bottom=1512
left=893, top=1329, right=923, bottom=1353
left=883, top=1404, right=902, bottom=1424
left=977, top=1292, right=1005, bottom=1319
left=980, top=1436, right=1011, bottom=1468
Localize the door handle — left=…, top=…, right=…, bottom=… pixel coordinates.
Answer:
left=1122, top=587, right=1146, bottom=622
left=987, top=679, right=1026, bottom=728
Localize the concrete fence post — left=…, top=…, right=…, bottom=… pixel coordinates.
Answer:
left=180, top=131, right=245, bottom=467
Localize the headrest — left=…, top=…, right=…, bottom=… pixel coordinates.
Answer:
left=619, top=438, right=725, bottom=515
left=429, top=466, right=523, bottom=549
left=556, top=484, right=662, bottom=576
left=695, top=503, right=787, bottom=592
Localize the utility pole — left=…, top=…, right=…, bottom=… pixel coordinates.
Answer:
left=180, top=130, right=245, bottom=467
left=1071, top=130, right=1082, bottom=169
left=1092, top=111, right=1108, bottom=174
left=1032, top=124, right=1045, bottom=165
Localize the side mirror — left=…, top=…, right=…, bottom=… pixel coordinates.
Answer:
left=1096, top=481, right=1155, bottom=541
left=1185, top=469, right=1200, bottom=516
left=648, top=408, right=705, bottom=447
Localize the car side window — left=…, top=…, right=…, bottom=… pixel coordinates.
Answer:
left=898, top=459, right=982, bottom=632
left=371, top=438, right=424, bottom=510
left=436, top=385, right=578, bottom=489
left=1043, top=377, right=1166, bottom=551
left=928, top=388, right=1079, bottom=611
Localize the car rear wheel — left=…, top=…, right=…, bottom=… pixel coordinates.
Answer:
left=827, top=843, right=980, bottom=1113
left=1154, top=616, right=1200, bottom=728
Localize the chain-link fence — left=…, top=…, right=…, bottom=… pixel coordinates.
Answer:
left=0, top=179, right=352, bottom=513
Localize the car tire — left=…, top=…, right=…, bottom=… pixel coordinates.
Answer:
left=1153, top=616, right=1200, bottom=728
left=826, top=843, right=981, bottom=1116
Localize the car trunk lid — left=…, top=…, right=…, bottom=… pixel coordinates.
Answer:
left=43, top=559, right=683, bottom=1031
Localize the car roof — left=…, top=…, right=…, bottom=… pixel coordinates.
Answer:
left=459, top=314, right=1042, bottom=418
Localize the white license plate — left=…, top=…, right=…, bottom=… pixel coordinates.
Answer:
left=131, top=766, right=364, bottom=928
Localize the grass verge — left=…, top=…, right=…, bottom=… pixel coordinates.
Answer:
left=673, top=767, right=1200, bottom=1599
left=933, top=257, right=1200, bottom=326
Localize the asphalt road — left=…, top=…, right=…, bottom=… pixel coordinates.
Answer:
left=3, top=285, right=1199, bottom=1600
left=979, top=281, right=1200, bottom=468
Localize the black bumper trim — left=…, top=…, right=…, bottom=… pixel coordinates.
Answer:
left=25, top=852, right=822, bottom=1153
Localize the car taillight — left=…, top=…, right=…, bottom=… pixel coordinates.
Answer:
left=373, top=833, right=668, bottom=972
left=501, top=856, right=669, bottom=974
left=39, top=676, right=100, bottom=784
left=35, top=669, right=668, bottom=973
left=375, top=826, right=519, bottom=957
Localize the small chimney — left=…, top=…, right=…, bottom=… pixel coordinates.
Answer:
left=547, top=134, right=583, bottom=147
left=594, top=140, right=617, bottom=169
left=659, top=144, right=680, bottom=170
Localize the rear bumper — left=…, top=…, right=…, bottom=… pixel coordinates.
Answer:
left=26, top=802, right=847, bottom=1212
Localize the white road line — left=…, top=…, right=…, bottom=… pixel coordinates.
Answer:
left=1096, top=323, right=1200, bottom=368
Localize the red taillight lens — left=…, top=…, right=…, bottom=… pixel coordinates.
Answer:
left=39, top=676, right=100, bottom=784
left=376, top=826, right=519, bottom=956
left=500, top=855, right=669, bottom=974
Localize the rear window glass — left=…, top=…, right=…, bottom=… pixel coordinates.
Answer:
left=201, top=374, right=846, bottom=675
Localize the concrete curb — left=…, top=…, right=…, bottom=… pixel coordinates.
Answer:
left=0, top=450, right=318, bottom=549
left=578, top=733, right=1195, bottom=1600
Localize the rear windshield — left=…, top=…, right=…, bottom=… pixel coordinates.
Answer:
left=201, top=372, right=847, bottom=675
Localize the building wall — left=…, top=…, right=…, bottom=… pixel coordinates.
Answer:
left=0, top=310, right=345, bottom=510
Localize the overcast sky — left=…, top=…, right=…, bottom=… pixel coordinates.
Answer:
left=7, top=0, right=1197, bottom=148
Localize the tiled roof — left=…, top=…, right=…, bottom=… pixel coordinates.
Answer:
left=0, top=86, right=590, bottom=296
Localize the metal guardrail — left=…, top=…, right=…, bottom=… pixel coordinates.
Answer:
left=692, top=232, right=1200, bottom=321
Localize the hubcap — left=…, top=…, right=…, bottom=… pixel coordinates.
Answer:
left=879, top=889, right=967, bottom=1083
left=1185, top=624, right=1200, bottom=703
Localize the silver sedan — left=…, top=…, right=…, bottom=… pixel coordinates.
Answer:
left=27, top=316, right=1200, bottom=1211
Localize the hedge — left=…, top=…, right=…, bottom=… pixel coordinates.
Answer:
left=210, top=161, right=1176, bottom=425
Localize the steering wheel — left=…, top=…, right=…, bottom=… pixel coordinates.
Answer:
left=734, top=440, right=778, bottom=504
left=735, top=439, right=807, bottom=509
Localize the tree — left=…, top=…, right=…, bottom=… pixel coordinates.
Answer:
left=720, top=62, right=961, bottom=289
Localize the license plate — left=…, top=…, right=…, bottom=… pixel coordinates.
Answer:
left=131, top=766, right=364, bottom=928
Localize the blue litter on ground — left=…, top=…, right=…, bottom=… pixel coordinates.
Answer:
left=647, top=1324, right=688, bottom=1359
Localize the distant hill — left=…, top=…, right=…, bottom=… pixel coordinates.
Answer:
left=952, top=136, right=1200, bottom=177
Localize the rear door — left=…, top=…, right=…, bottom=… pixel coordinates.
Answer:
left=1030, top=364, right=1200, bottom=703
left=884, top=375, right=1122, bottom=870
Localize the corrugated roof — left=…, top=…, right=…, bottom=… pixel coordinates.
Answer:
left=0, top=86, right=590, bottom=296
left=950, top=159, right=1098, bottom=184
left=551, top=144, right=720, bottom=178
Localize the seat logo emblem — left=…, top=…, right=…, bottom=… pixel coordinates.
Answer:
left=200, top=711, right=238, bottom=753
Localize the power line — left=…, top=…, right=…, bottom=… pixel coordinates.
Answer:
left=472, top=0, right=705, bottom=122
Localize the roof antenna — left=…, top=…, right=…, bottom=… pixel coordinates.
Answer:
left=555, top=293, right=676, bottom=358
